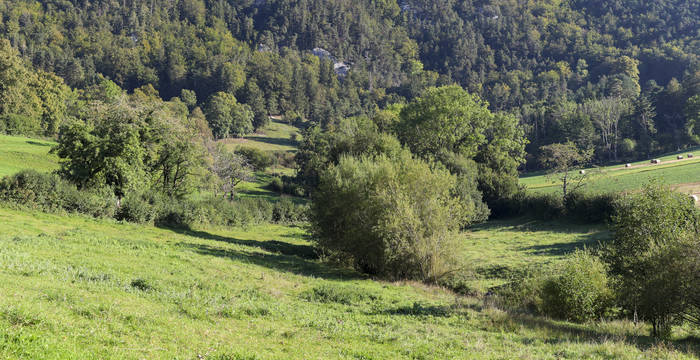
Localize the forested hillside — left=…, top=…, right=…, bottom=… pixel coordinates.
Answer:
left=2, top=0, right=700, bottom=165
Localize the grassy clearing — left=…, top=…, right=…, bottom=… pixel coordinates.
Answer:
left=460, top=218, right=610, bottom=290
left=521, top=146, right=700, bottom=194
left=221, top=119, right=300, bottom=153
left=1, top=207, right=699, bottom=359
left=0, top=134, right=58, bottom=177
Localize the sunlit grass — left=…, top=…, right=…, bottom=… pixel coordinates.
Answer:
left=0, top=134, right=58, bottom=177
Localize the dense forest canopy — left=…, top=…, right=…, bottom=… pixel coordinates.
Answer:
left=1, top=0, right=700, bottom=165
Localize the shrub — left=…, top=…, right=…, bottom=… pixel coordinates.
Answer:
left=540, top=251, right=614, bottom=322
left=0, top=170, right=116, bottom=217
left=499, top=251, right=614, bottom=322
left=491, top=190, right=616, bottom=224
left=564, top=191, right=617, bottom=223
left=310, top=151, right=467, bottom=281
left=116, top=192, right=156, bottom=223
left=522, top=192, right=565, bottom=220
left=1, top=114, right=41, bottom=135
left=606, top=184, right=700, bottom=337
left=235, top=146, right=273, bottom=171
left=154, top=199, right=202, bottom=229
left=269, top=177, right=284, bottom=193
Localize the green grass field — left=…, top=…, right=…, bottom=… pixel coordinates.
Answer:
left=221, top=119, right=300, bottom=153
left=2, top=134, right=700, bottom=358
left=1, top=207, right=699, bottom=359
left=521, top=147, right=700, bottom=194
left=0, top=134, right=58, bottom=177
left=461, top=218, right=610, bottom=290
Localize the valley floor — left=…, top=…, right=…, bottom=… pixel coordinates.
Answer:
left=1, top=207, right=699, bottom=359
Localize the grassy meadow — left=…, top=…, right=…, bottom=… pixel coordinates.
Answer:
left=0, top=135, right=58, bottom=177
left=2, top=134, right=700, bottom=358
left=521, top=146, right=700, bottom=195
left=461, top=218, right=610, bottom=290
left=2, top=207, right=700, bottom=359
left=221, top=119, right=300, bottom=153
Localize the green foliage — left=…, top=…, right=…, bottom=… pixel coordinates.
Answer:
left=398, top=85, right=491, bottom=159
left=540, top=251, right=614, bottom=323
left=235, top=147, right=274, bottom=171
left=0, top=170, right=115, bottom=218
left=0, top=40, right=69, bottom=136
left=54, top=89, right=207, bottom=199
left=53, top=109, right=146, bottom=198
left=501, top=251, right=614, bottom=323
left=310, top=151, right=466, bottom=280
left=205, top=92, right=254, bottom=139
left=606, top=184, right=700, bottom=336
left=397, top=85, right=526, bottom=210
left=295, top=116, right=403, bottom=191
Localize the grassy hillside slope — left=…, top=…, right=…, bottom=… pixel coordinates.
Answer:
left=0, top=207, right=699, bottom=359
left=0, top=135, right=58, bottom=177
left=461, top=218, right=610, bottom=290
left=221, top=119, right=300, bottom=153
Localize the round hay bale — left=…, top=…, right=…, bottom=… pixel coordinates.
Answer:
left=651, top=159, right=661, bottom=164
left=677, top=155, right=684, bottom=160
left=691, top=195, right=698, bottom=203
left=688, top=153, right=694, bottom=158
left=579, top=170, right=586, bottom=175
left=625, top=163, right=632, bottom=168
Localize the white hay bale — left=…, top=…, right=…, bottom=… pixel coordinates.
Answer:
left=677, top=155, right=684, bottom=160
left=688, top=153, right=694, bottom=158
left=625, top=163, right=632, bottom=168
left=691, top=195, right=698, bottom=202
left=579, top=170, right=586, bottom=175
left=651, top=159, right=661, bottom=164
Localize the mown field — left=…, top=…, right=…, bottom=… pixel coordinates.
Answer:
left=2, top=207, right=700, bottom=359
left=521, top=147, right=700, bottom=195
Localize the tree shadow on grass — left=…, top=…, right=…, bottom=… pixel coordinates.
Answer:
left=508, top=314, right=700, bottom=357
left=26, top=140, right=52, bottom=147
left=517, top=234, right=601, bottom=257
left=244, top=135, right=296, bottom=149
left=370, top=302, right=480, bottom=318
left=471, top=217, right=610, bottom=235
left=177, top=242, right=363, bottom=281
left=164, top=227, right=318, bottom=260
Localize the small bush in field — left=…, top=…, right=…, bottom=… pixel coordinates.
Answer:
left=540, top=251, right=614, bottom=322
left=499, top=251, right=614, bottom=323
left=116, top=192, right=155, bottom=223
left=235, top=146, right=274, bottom=171
left=0, top=170, right=116, bottom=217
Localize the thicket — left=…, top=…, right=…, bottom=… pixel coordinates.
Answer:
left=310, top=151, right=467, bottom=281
left=0, top=170, right=307, bottom=228
left=500, top=185, right=700, bottom=337
left=605, top=184, right=700, bottom=337
left=492, top=191, right=618, bottom=224
left=500, top=251, right=615, bottom=323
